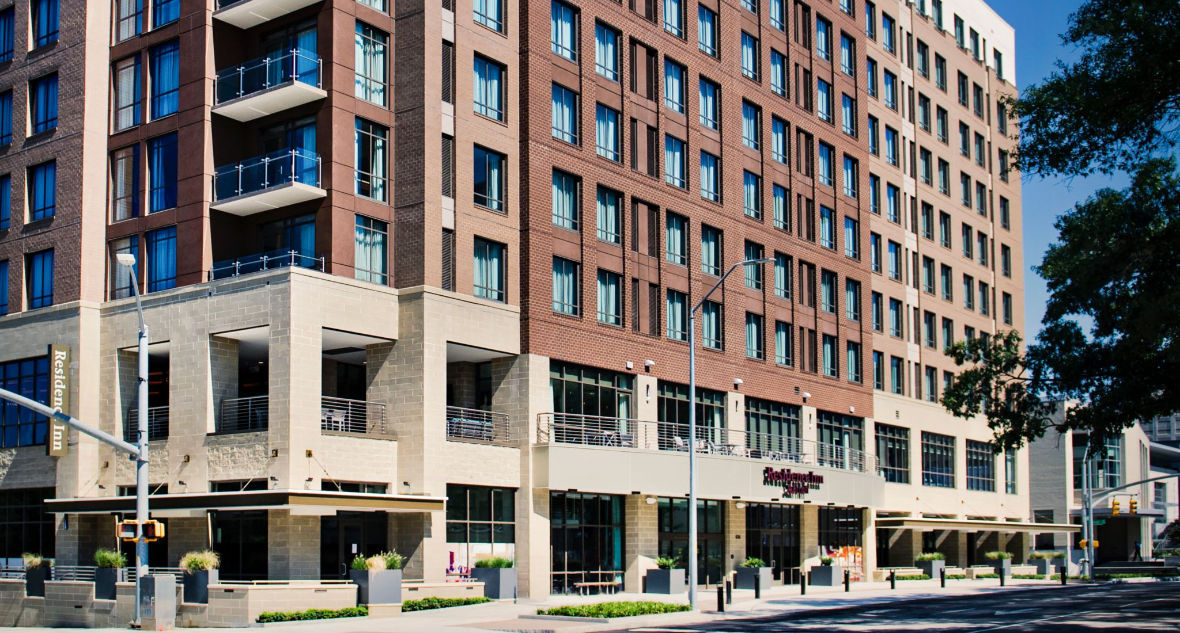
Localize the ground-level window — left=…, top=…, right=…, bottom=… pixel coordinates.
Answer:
left=446, top=484, right=516, bottom=573
left=746, top=504, right=801, bottom=583
left=550, top=492, right=624, bottom=594
left=211, top=510, right=268, bottom=580
left=658, top=497, right=725, bottom=585
left=0, top=487, right=55, bottom=558
left=818, top=506, right=863, bottom=579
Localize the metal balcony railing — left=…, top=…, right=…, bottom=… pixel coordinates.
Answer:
left=215, top=49, right=322, bottom=105
left=446, top=406, right=517, bottom=447
left=210, top=250, right=324, bottom=280
left=125, top=406, right=170, bottom=442
left=219, top=395, right=269, bottom=433
left=536, top=413, right=879, bottom=475
left=50, top=566, right=96, bottom=582
left=213, top=147, right=321, bottom=202
left=321, top=396, right=389, bottom=437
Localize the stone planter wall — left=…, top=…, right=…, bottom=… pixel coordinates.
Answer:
left=735, top=566, right=773, bottom=590
left=808, top=564, right=843, bottom=586
left=350, top=568, right=402, bottom=604
left=472, top=568, right=516, bottom=599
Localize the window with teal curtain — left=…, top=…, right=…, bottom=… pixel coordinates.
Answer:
left=550, top=1, right=577, bottom=61
left=663, top=0, right=683, bottom=36
left=745, top=313, right=764, bottom=359
left=552, top=257, right=579, bottom=315
left=0, top=8, right=13, bottom=63
left=775, top=321, right=792, bottom=365
left=473, top=145, right=505, bottom=211
left=773, top=184, right=789, bottom=231
left=354, top=215, right=388, bottom=285
left=596, top=270, right=621, bottom=326
left=355, top=23, right=388, bottom=106
left=743, top=171, right=761, bottom=219
left=596, top=104, right=619, bottom=161
left=744, top=242, right=763, bottom=289
left=595, top=22, right=618, bottom=80
left=700, top=151, right=719, bottom=201
left=153, top=0, right=179, bottom=28
left=551, top=170, right=579, bottom=230
left=0, top=175, right=9, bottom=230
left=473, top=55, right=504, bottom=121
left=664, top=61, right=684, bottom=112
left=473, top=237, right=505, bottom=302
left=551, top=83, right=578, bottom=144
left=701, top=300, right=721, bottom=349
left=596, top=186, right=620, bottom=244
left=29, top=74, right=57, bottom=134
left=27, top=249, right=54, bottom=309
left=664, top=135, right=685, bottom=187
left=474, top=0, right=504, bottom=33
left=774, top=253, right=790, bottom=298
left=700, top=225, right=720, bottom=275
left=0, top=260, right=7, bottom=315
left=665, top=213, right=686, bottom=266
left=666, top=290, right=687, bottom=341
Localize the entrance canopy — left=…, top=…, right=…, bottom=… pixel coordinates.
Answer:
left=876, top=517, right=1080, bottom=534
left=46, top=489, right=445, bottom=518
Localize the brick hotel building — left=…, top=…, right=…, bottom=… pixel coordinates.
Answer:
left=0, top=0, right=1070, bottom=595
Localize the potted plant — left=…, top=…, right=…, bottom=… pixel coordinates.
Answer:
left=180, top=550, right=220, bottom=604
left=472, top=556, right=516, bottom=599
left=1029, top=550, right=1065, bottom=576
left=645, top=556, right=684, bottom=594
left=809, top=556, right=843, bottom=587
left=23, top=553, right=52, bottom=597
left=735, top=557, right=773, bottom=591
left=93, top=549, right=126, bottom=600
left=915, top=551, right=946, bottom=578
left=985, top=550, right=1012, bottom=576
left=350, top=551, right=403, bottom=604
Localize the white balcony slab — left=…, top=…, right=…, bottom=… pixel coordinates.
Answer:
left=213, top=0, right=323, bottom=30
left=211, top=182, right=326, bottom=216
left=213, top=81, right=326, bottom=122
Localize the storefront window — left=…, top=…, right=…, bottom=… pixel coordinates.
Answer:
left=818, top=506, right=863, bottom=579
left=550, top=492, right=624, bottom=594
left=212, top=510, right=269, bottom=580
left=0, top=487, right=55, bottom=558
left=658, top=498, right=725, bottom=584
left=816, top=411, right=864, bottom=467
left=875, top=423, right=910, bottom=483
left=446, top=484, right=516, bottom=573
left=550, top=361, right=633, bottom=419
left=657, top=381, right=725, bottom=449
left=746, top=504, right=801, bottom=583
left=745, top=397, right=800, bottom=455
left=965, top=440, right=995, bottom=491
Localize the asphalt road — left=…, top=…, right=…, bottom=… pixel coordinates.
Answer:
left=621, top=582, right=1180, bottom=632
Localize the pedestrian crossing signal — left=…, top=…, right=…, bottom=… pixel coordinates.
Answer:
left=118, top=520, right=137, bottom=541
left=118, top=519, right=165, bottom=542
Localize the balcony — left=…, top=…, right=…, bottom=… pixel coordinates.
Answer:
left=211, top=148, right=325, bottom=216
left=213, top=0, right=324, bottom=30
left=213, top=50, right=326, bottom=122
left=219, top=395, right=268, bottom=433
left=321, top=396, right=390, bottom=438
left=124, top=406, right=170, bottom=442
left=446, top=406, right=518, bottom=447
left=211, top=250, right=324, bottom=280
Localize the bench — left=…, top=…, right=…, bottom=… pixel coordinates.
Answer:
left=573, top=580, right=620, bottom=596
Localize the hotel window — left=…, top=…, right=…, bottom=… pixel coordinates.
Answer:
left=816, top=79, right=832, bottom=122
left=552, top=257, right=580, bottom=316
left=840, top=33, right=854, bottom=75
left=818, top=143, right=834, bottom=187
left=884, top=126, right=898, bottom=165
left=700, top=225, right=721, bottom=276
left=918, top=95, right=931, bottom=131
left=110, top=237, right=137, bottom=300
left=954, top=14, right=965, bottom=47
left=974, top=133, right=986, bottom=167
left=963, top=274, right=975, bottom=309
left=774, top=322, right=793, bottom=366
left=28, top=162, right=55, bottom=222
left=842, top=155, right=858, bottom=198
left=816, top=17, right=831, bottom=61
left=663, top=0, right=684, bottom=37
left=595, top=22, right=620, bottom=81
left=773, top=184, right=790, bottom=231
left=741, top=0, right=757, bottom=14
left=923, top=310, right=936, bottom=347
left=890, top=355, right=903, bottom=394
left=701, top=300, right=722, bottom=349
left=355, top=118, right=388, bottom=202
left=869, top=233, right=881, bottom=273
left=115, top=0, right=142, bottom=42
left=866, top=57, right=877, bottom=96
left=820, top=270, right=836, bottom=313
left=936, top=106, right=948, bottom=142
left=939, top=212, right=952, bottom=248
left=932, top=0, right=943, bottom=28
left=978, top=281, right=990, bottom=315
left=771, top=117, right=787, bottom=163
left=698, top=5, right=718, bottom=57
left=474, top=0, right=504, bottom=32
left=864, top=2, right=876, bottom=38
left=876, top=424, right=910, bottom=483
left=744, top=241, right=764, bottom=289
left=29, top=74, right=57, bottom=134
left=473, top=145, right=505, bottom=212
left=698, top=78, right=719, bottom=129
left=881, top=12, right=895, bottom=53
left=446, top=484, right=516, bottom=570
left=1004, top=448, right=1017, bottom=494
left=938, top=159, right=950, bottom=194
left=0, top=260, right=6, bottom=313
left=354, top=215, right=388, bottom=285
left=551, top=83, right=578, bottom=144
left=473, top=55, right=505, bottom=121
left=0, top=91, right=11, bottom=146
left=770, top=0, right=786, bottom=28
left=921, top=256, right=934, bottom=293
left=978, top=232, right=989, bottom=266
left=999, top=196, right=1010, bottom=229
left=941, top=317, right=954, bottom=350
left=883, top=70, right=897, bottom=110
left=919, top=148, right=932, bottom=184
left=355, top=23, right=389, bottom=106
left=741, top=101, right=760, bottom=149
left=150, top=0, right=179, bottom=27
left=1002, top=292, right=1013, bottom=325
left=841, top=95, right=856, bottom=136
left=845, top=279, right=861, bottom=321
left=552, top=170, right=579, bottom=231
left=916, top=40, right=929, bottom=77
left=934, top=54, right=947, bottom=90
left=666, top=212, right=688, bottom=266
left=596, top=104, right=620, bottom=161
left=473, top=237, right=506, bottom=302
left=667, top=290, right=688, bottom=341
left=0, top=8, right=11, bottom=63
left=147, top=133, right=177, bottom=213
left=746, top=313, right=765, bottom=360
left=885, top=183, right=900, bottom=223
left=962, top=224, right=974, bottom=259
left=596, top=187, right=621, bottom=244
left=973, top=83, right=984, bottom=117
left=867, top=116, right=878, bottom=154
left=596, top=270, right=622, bottom=326
left=821, top=334, right=837, bottom=377
left=110, top=146, right=138, bottom=222
left=700, top=151, right=720, bottom=202
left=996, top=102, right=1009, bottom=136
left=150, top=41, right=179, bottom=119
left=957, top=72, right=969, bottom=106
left=774, top=252, right=791, bottom=299
left=888, top=298, right=902, bottom=338
left=740, top=32, right=759, bottom=80
left=551, top=1, right=578, bottom=61
left=844, top=217, right=859, bottom=259
left=999, top=150, right=1011, bottom=182
left=872, top=351, right=883, bottom=390
left=27, top=249, right=54, bottom=309
left=665, top=60, right=686, bottom=113
left=0, top=360, right=52, bottom=447
left=145, top=226, right=176, bottom=292
left=870, top=292, right=882, bottom=331
left=743, top=171, right=761, bottom=220
left=922, top=432, right=955, bottom=487
left=846, top=341, right=861, bottom=383
left=819, top=205, right=835, bottom=249
left=770, top=49, right=786, bottom=96
left=966, top=440, right=995, bottom=491
left=924, top=366, right=937, bottom=402
left=113, top=56, right=141, bottom=131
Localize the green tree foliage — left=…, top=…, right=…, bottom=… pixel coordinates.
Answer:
left=1012, top=0, right=1180, bottom=176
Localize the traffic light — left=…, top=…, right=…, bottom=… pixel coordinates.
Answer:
left=1079, top=539, right=1088, bottom=548
left=1112, top=500, right=1120, bottom=515
left=1129, top=499, right=1138, bottom=514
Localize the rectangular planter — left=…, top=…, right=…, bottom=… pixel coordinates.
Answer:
left=472, top=567, right=516, bottom=600
left=735, top=566, right=773, bottom=591
left=644, top=568, right=684, bottom=594
left=1032, top=559, right=1061, bottom=576
left=350, top=568, right=402, bottom=604
left=183, top=569, right=219, bottom=604
left=991, top=558, right=1012, bottom=576
left=809, top=564, right=843, bottom=587
left=25, top=567, right=50, bottom=597
left=95, top=567, right=125, bottom=601
left=916, top=560, right=945, bottom=578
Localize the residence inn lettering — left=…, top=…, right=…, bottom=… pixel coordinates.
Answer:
left=763, top=466, right=823, bottom=496
left=48, top=345, right=70, bottom=457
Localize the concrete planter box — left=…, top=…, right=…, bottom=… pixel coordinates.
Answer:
left=644, top=568, right=684, bottom=594
left=991, top=559, right=1012, bottom=576
left=809, top=564, right=843, bottom=586
left=350, top=569, right=401, bottom=604
left=472, top=568, right=516, bottom=600
left=1032, top=559, right=1061, bottom=576
left=916, top=560, right=945, bottom=578
left=182, top=569, right=219, bottom=604
left=95, top=567, right=125, bottom=600
left=735, top=566, right=773, bottom=590
left=25, top=567, right=50, bottom=597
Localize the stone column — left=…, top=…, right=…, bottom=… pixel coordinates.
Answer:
left=267, top=510, right=320, bottom=580
left=624, top=494, right=658, bottom=592
left=860, top=508, right=876, bottom=578
left=801, top=503, right=819, bottom=565
left=725, top=501, right=746, bottom=577
left=634, top=374, right=659, bottom=450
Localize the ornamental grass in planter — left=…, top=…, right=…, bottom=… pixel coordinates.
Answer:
left=1029, top=551, right=1065, bottom=575
left=735, top=557, right=772, bottom=590
left=472, top=557, right=516, bottom=599
left=93, top=549, right=127, bottom=600
left=23, top=553, right=52, bottom=597
left=915, top=551, right=946, bottom=577
left=645, top=557, right=684, bottom=594
left=350, top=551, right=403, bottom=605
left=180, top=550, right=220, bottom=604
left=985, top=551, right=1013, bottom=576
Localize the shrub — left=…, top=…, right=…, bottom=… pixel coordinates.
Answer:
left=94, top=548, right=127, bottom=568
left=365, top=555, right=387, bottom=571
left=984, top=551, right=1013, bottom=560
left=256, top=606, right=368, bottom=623
left=538, top=601, right=691, bottom=618
left=1012, top=574, right=1043, bottom=579
left=402, top=597, right=491, bottom=612
left=741, top=557, right=767, bottom=568
left=974, top=573, right=1000, bottom=579
left=22, top=553, right=51, bottom=569
left=896, top=574, right=931, bottom=580
left=474, top=557, right=513, bottom=569
left=654, top=556, right=678, bottom=570
left=350, top=555, right=368, bottom=571
left=915, top=552, right=945, bottom=562
left=379, top=550, right=405, bottom=570
left=179, top=550, right=220, bottom=572
left=819, top=556, right=834, bottom=566
left=947, top=574, right=967, bottom=580
left=1030, top=551, right=1066, bottom=560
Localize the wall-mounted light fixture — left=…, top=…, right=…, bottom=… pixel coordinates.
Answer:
left=644, top=359, right=655, bottom=371
left=645, top=497, right=657, bottom=505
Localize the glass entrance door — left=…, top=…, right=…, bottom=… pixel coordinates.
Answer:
left=745, top=504, right=801, bottom=583
left=320, top=512, right=388, bottom=579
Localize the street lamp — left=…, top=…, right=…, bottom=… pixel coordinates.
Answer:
left=686, top=257, right=773, bottom=609
left=116, top=253, right=150, bottom=625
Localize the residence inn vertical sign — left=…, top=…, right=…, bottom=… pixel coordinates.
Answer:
left=48, top=344, right=69, bottom=457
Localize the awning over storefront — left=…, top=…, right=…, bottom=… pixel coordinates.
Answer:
left=46, top=489, right=446, bottom=517
left=876, top=517, right=1080, bottom=533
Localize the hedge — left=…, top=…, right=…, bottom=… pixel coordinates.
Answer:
left=896, top=574, right=931, bottom=581
left=538, top=601, right=691, bottom=618
left=402, top=597, right=491, bottom=612
left=1012, top=574, right=1043, bottom=579
left=947, top=574, right=967, bottom=580
left=256, top=606, right=368, bottom=623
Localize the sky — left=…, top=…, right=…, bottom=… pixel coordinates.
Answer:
left=984, top=0, right=1129, bottom=339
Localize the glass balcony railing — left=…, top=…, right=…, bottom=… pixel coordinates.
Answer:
left=210, top=249, right=323, bottom=280
left=214, top=147, right=321, bottom=202
left=215, top=49, right=321, bottom=105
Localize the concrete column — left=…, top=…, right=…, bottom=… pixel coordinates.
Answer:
left=208, top=337, right=239, bottom=435
left=635, top=374, right=659, bottom=449
left=800, top=406, right=819, bottom=445
left=725, top=391, right=745, bottom=438
left=800, top=503, right=819, bottom=565
left=885, top=528, right=921, bottom=568
left=861, top=508, right=876, bottom=578
left=725, top=501, right=746, bottom=576
left=624, top=494, right=659, bottom=592
left=946, top=531, right=968, bottom=568
left=166, top=517, right=210, bottom=566
left=268, top=510, right=320, bottom=580
left=509, top=353, right=550, bottom=597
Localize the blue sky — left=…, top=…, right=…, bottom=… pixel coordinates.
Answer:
left=985, top=0, right=1128, bottom=339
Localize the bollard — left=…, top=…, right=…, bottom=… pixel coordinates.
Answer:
left=1060, top=567, right=1067, bottom=585
left=999, top=571, right=1006, bottom=587
left=754, top=572, right=762, bottom=599
left=726, top=579, right=732, bottom=605
left=940, top=567, right=946, bottom=588
left=890, top=569, right=896, bottom=590
left=844, top=569, right=851, bottom=592
left=800, top=571, right=807, bottom=595
left=717, top=584, right=725, bottom=612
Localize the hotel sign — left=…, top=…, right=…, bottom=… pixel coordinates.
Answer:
left=763, top=467, right=823, bottom=496
left=48, top=344, right=70, bottom=457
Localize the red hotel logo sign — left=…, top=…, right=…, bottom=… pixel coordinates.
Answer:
left=763, top=467, right=823, bottom=496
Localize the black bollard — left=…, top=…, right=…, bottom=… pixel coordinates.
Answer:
left=999, top=571, right=1006, bottom=587
left=717, top=584, right=725, bottom=612
left=940, top=567, right=946, bottom=588
left=844, top=569, right=851, bottom=592
left=801, top=570, right=807, bottom=595
left=1060, top=567, right=1067, bottom=585
left=754, top=572, right=762, bottom=599
left=726, top=579, right=732, bottom=605
left=890, top=569, right=896, bottom=590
